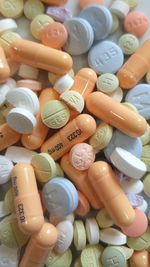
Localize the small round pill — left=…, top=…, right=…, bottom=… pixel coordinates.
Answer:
left=96, top=73, right=119, bottom=93
left=42, top=22, right=68, bottom=49
left=79, top=0, right=104, bottom=9
left=0, top=0, right=24, bottom=19
left=110, top=0, right=130, bottom=19
left=60, top=90, right=85, bottom=113
left=101, top=246, right=126, bottom=267
left=0, top=31, right=22, bottom=58
left=122, top=0, right=138, bottom=10
left=96, top=208, right=114, bottom=229
left=41, top=100, right=70, bottom=129
left=24, top=0, right=45, bottom=20
left=127, top=227, right=150, bottom=251
left=30, top=14, right=54, bottom=40
left=69, top=143, right=95, bottom=171
left=110, top=14, right=119, bottom=34
left=74, top=220, right=86, bottom=251
left=119, top=34, right=139, bottom=55
left=54, top=74, right=74, bottom=94
left=124, top=11, right=149, bottom=37
left=122, top=102, right=139, bottom=113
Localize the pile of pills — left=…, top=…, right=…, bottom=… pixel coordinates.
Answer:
left=0, top=0, right=150, bottom=266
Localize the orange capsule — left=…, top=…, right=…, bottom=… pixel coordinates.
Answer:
left=21, top=88, right=59, bottom=150
left=75, top=191, right=91, bottom=217
left=8, top=39, right=72, bottom=75
left=88, top=161, right=136, bottom=227
left=0, top=46, right=10, bottom=83
left=70, top=68, right=97, bottom=100
left=41, top=0, right=68, bottom=5
left=11, top=163, right=44, bottom=234
left=117, top=39, right=150, bottom=89
left=129, top=251, right=150, bottom=267
left=86, top=91, right=147, bottom=137
left=19, top=222, right=58, bottom=267
left=0, top=123, right=21, bottom=151
left=60, top=153, right=103, bottom=210
left=41, top=114, right=96, bottom=160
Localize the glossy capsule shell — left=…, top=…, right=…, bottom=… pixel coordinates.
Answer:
left=129, top=251, right=150, bottom=267
left=19, top=223, right=58, bottom=267
left=21, top=88, right=59, bottom=150
left=70, top=68, right=97, bottom=100
left=88, top=161, right=136, bottom=227
left=41, top=114, right=96, bottom=160
left=8, top=39, right=73, bottom=75
left=0, top=46, right=10, bottom=84
left=11, top=163, right=44, bottom=234
left=60, top=153, right=103, bottom=210
left=86, top=91, right=147, bottom=137
left=0, top=123, right=21, bottom=151
left=117, top=39, right=150, bottom=89
left=41, top=0, right=68, bottom=4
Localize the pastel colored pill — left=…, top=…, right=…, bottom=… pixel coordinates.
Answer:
left=11, top=163, right=44, bottom=234
left=0, top=215, right=29, bottom=248
left=122, top=0, right=138, bottom=10
left=110, top=147, right=147, bottom=179
left=0, top=0, right=24, bottom=19
left=46, top=6, right=72, bottom=23
left=64, top=18, right=94, bottom=56
left=60, top=153, right=103, bottom=210
left=42, top=177, right=78, bottom=216
left=16, top=79, right=42, bottom=92
left=119, top=34, right=139, bottom=55
left=54, top=220, right=73, bottom=254
left=21, top=88, right=59, bottom=150
left=96, top=73, right=119, bottom=94
left=109, top=87, right=123, bottom=102
left=30, top=14, right=54, bottom=40
left=127, top=227, right=150, bottom=251
left=42, top=22, right=68, bottom=49
left=46, top=249, right=72, bottom=267
left=99, top=228, right=127, bottom=245
left=101, top=246, right=127, bottom=267
left=141, top=145, right=150, bottom=172
left=69, top=143, right=95, bottom=171
left=79, top=5, right=112, bottom=40
left=19, top=223, right=58, bottom=267
left=0, top=31, right=22, bottom=57
left=110, top=0, right=130, bottom=19
left=41, top=100, right=70, bottom=129
left=143, top=174, right=150, bottom=197
left=0, top=18, right=17, bottom=35
left=60, top=91, right=85, bottom=113
left=74, top=220, right=86, bottom=251
left=54, top=74, right=74, bottom=94
left=41, top=0, right=68, bottom=4
left=117, top=39, right=150, bottom=89
left=0, top=123, right=21, bottom=152
left=0, top=46, right=10, bottom=84
left=8, top=39, right=73, bottom=75
left=126, top=193, right=143, bottom=208
left=122, top=102, right=138, bottom=113
left=124, top=11, right=149, bottom=37
left=86, top=92, right=147, bottom=137
left=88, top=40, right=124, bottom=74
left=121, top=208, right=148, bottom=237
left=96, top=208, right=114, bottom=228
left=41, top=114, right=96, bottom=160
left=49, top=213, right=74, bottom=226
left=111, top=14, right=119, bottom=34
left=75, top=191, right=90, bottom=217
left=88, top=161, right=135, bottom=227
left=129, top=251, right=150, bottom=267
left=18, top=64, right=39, bottom=80
left=81, top=244, right=104, bottom=267
left=31, top=153, right=56, bottom=183
left=85, top=217, right=100, bottom=245
left=79, top=0, right=104, bottom=9
left=89, top=122, right=113, bottom=152
left=24, top=0, right=45, bottom=20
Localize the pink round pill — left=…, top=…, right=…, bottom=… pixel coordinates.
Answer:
left=121, top=208, right=148, bottom=237
left=69, top=143, right=95, bottom=171
left=124, top=11, right=149, bottom=37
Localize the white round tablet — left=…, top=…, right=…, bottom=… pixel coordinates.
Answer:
left=5, top=146, right=37, bottom=164
left=99, top=228, right=127, bottom=245
left=0, top=84, right=11, bottom=107
left=7, top=107, right=36, bottom=134
left=120, top=178, right=144, bottom=194
left=0, top=156, right=13, bottom=185
left=110, top=147, right=147, bottom=179
left=54, top=220, right=73, bottom=254
left=6, top=87, right=39, bottom=114
left=85, top=218, right=100, bottom=245
left=54, top=74, right=74, bottom=94
left=0, top=19, right=17, bottom=35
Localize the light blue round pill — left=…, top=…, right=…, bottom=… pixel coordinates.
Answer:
left=42, top=177, right=78, bottom=216
left=63, top=17, right=94, bottom=56
left=101, top=246, right=126, bottom=267
left=125, top=84, right=150, bottom=120
left=88, top=40, right=124, bottom=74
left=79, top=5, right=112, bottom=41
left=104, top=130, right=142, bottom=161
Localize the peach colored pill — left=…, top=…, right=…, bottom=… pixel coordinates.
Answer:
left=79, top=0, right=104, bottom=9
left=41, top=114, right=96, bottom=160
left=60, top=153, right=103, bottom=209
left=86, top=92, right=147, bottom=137
left=75, top=191, right=91, bottom=217
left=124, top=11, right=149, bottom=37
left=117, top=39, right=150, bottom=89
left=121, top=208, right=148, bottom=237
left=19, top=222, right=58, bottom=267
left=129, top=251, right=150, bottom=267
left=11, top=163, right=44, bottom=235
left=16, top=80, right=42, bottom=92
left=0, top=47, right=10, bottom=84
left=8, top=39, right=72, bottom=75
left=88, top=161, right=136, bottom=227
left=0, top=123, right=21, bottom=152
left=42, top=22, right=68, bottom=49
left=21, top=88, right=59, bottom=150
left=69, top=143, right=95, bottom=171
